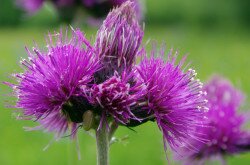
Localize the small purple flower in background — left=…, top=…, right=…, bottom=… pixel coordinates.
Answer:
left=16, top=0, right=45, bottom=13
left=6, top=28, right=100, bottom=138
left=16, top=0, right=144, bottom=23
left=177, top=75, right=250, bottom=165
left=16, top=0, right=75, bottom=13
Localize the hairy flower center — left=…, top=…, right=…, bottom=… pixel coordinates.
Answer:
left=93, top=76, right=130, bottom=111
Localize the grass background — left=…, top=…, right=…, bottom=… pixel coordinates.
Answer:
left=1, top=0, right=250, bottom=165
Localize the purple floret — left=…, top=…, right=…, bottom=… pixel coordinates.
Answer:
left=10, top=28, right=100, bottom=138
left=178, top=76, right=250, bottom=165
left=88, top=71, right=144, bottom=125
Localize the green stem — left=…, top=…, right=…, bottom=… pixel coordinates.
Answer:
left=96, top=125, right=109, bottom=165
left=109, top=121, right=118, bottom=141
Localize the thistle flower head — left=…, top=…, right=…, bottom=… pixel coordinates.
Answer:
left=95, top=1, right=143, bottom=81
left=88, top=71, right=144, bottom=125
left=131, top=48, right=208, bottom=151
left=178, top=76, right=250, bottom=165
left=10, top=29, right=100, bottom=138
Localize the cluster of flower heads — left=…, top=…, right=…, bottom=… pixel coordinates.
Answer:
left=16, top=0, right=143, bottom=22
left=177, top=76, right=250, bottom=165
left=7, top=1, right=209, bottom=154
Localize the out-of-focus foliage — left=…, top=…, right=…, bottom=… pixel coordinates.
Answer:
left=237, top=0, right=250, bottom=26
left=0, top=0, right=59, bottom=27
left=145, top=0, right=250, bottom=27
left=0, top=0, right=22, bottom=26
left=1, top=0, right=250, bottom=27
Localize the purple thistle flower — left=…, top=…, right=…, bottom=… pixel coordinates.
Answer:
left=8, top=28, right=100, bottom=138
left=131, top=48, right=208, bottom=151
left=7, top=1, right=208, bottom=159
left=95, top=1, right=143, bottom=82
left=87, top=71, right=144, bottom=125
left=178, top=76, right=250, bottom=165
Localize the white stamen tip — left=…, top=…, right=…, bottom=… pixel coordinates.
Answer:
left=204, top=107, right=209, bottom=112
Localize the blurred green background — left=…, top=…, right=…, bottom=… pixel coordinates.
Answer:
left=1, top=0, right=250, bottom=164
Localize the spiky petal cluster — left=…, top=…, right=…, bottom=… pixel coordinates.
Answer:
left=178, top=76, right=250, bottom=165
left=89, top=72, right=143, bottom=125
left=11, top=29, right=99, bottom=138
left=95, top=1, right=143, bottom=81
left=134, top=49, right=208, bottom=151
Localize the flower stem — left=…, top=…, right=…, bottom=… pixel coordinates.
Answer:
left=109, top=121, right=118, bottom=141
left=96, top=125, right=109, bottom=165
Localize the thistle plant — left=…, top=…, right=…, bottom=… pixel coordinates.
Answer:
left=177, top=76, right=250, bottom=165
left=7, top=1, right=209, bottom=165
